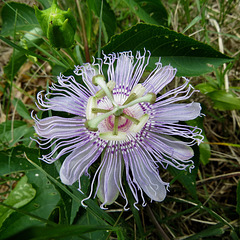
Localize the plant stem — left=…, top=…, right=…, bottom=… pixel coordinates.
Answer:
left=76, top=0, right=90, bottom=62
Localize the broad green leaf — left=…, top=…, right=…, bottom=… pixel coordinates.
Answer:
left=5, top=225, right=117, bottom=240
left=195, top=82, right=217, bottom=94
left=0, top=170, right=61, bottom=240
left=1, top=2, right=39, bottom=37
left=77, top=210, right=109, bottom=239
left=0, top=145, right=40, bottom=177
left=0, top=175, right=36, bottom=228
left=0, top=121, right=33, bottom=148
left=123, top=0, right=168, bottom=26
left=88, top=0, right=117, bottom=41
left=185, top=223, right=225, bottom=240
left=207, top=90, right=240, bottom=110
left=101, top=23, right=232, bottom=76
left=12, top=98, right=32, bottom=120
left=27, top=157, right=116, bottom=225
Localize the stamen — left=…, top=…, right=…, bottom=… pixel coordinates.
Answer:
left=130, top=114, right=149, bottom=133
left=123, top=93, right=137, bottom=105
left=92, top=108, right=111, bottom=113
left=95, top=80, right=115, bottom=99
left=113, top=116, right=119, bottom=135
left=86, top=96, right=97, bottom=120
left=92, top=75, right=117, bottom=106
left=130, top=84, right=146, bottom=98
left=120, top=93, right=156, bottom=109
left=121, top=113, right=140, bottom=125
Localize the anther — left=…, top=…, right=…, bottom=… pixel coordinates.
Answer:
left=86, top=96, right=97, bottom=120
left=99, top=132, right=127, bottom=141
left=120, top=93, right=156, bottom=109
left=123, top=93, right=137, bottom=105
left=95, top=80, right=115, bottom=99
left=130, top=84, right=146, bottom=98
left=129, top=114, right=149, bottom=133
left=92, top=75, right=117, bottom=106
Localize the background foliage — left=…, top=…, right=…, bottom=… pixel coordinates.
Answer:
left=0, top=0, right=239, bottom=239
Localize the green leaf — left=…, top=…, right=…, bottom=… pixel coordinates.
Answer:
left=0, top=121, right=33, bottom=148
left=0, top=175, right=36, bottom=228
left=184, top=223, right=225, bottom=240
left=123, top=0, right=168, bottom=26
left=12, top=98, right=32, bottom=120
left=26, top=156, right=116, bottom=225
left=101, top=23, right=232, bottom=76
left=77, top=210, right=109, bottom=239
left=195, top=82, right=217, bottom=94
left=0, top=145, right=40, bottom=177
left=1, top=2, right=39, bottom=37
left=5, top=225, right=117, bottom=240
left=0, top=170, right=61, bottom=240
left=207, top=90, right=240, bottom=110
left=88, top=0, right=117, bottom=40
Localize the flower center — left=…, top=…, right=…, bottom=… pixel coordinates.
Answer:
left=85, top=75, right=156, bottom=141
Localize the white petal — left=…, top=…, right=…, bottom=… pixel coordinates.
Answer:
left=143, top=64, right=176, bottom=94
left=60, top=141, right=102, bottom=186
left=46, top=96, right=86, bottom=115
left=97, top=149, right=123, bottom=205
left=129, top=147, right=167, bottom=201
left=154, top=103, right=201, bottom=122
left=114, top=54, right=134, bottom=87
left=149, top=133, right=194, bottom=161
left=34, top=116, right=84, bottom=139
left=74, top=63, right=101, bottom=95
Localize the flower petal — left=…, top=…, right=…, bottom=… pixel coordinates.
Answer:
left=147, top=133, right=194, bottom=161
left=114, top=53, right=134, bottom=87
left=60, top=140, right=103, bottom=186
left=129, top=146, right=167, bottom=202
left=34, top=116, right=84, bottom=139
left=74, top=63, right=101, bottom=95
left=97, top=147, right=123, bottom=206
left=143, top=63, right=177, bottom=94
left=153, top=103, right=201, bottom=122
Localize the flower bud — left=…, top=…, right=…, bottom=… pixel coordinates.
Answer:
left=35, top=0, right=76, bottom=48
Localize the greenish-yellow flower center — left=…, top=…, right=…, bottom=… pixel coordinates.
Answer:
left=85, top=75, right=156, bottom=141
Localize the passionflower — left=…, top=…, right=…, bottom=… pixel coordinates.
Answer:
left=33, top=50, right=203, bottom=210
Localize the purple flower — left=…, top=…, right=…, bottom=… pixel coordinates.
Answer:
left=33, top=50, right=203, bottom=210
